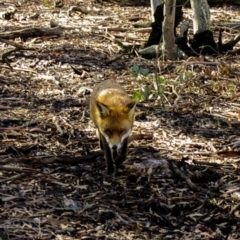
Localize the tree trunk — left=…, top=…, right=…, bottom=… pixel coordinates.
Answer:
left=176, top=0, right=240, bottom=6
left=162, top=0, right=176, bottom=60
left=190, top=0, right=210, bottom=33
left=101, top=0, right=240, bottom=7
left=150, top=0, right=162, bottom=21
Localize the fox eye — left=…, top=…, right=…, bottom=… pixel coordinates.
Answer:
left=119, top=130, right=126, bottom=135
left=105, top=129, right=112, bottom=136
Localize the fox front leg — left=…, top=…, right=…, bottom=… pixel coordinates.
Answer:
left=99, top=135, right=104, bottom=151
left=115, top=137, right=129, bottom=167
left=100, top=134, right=114, bottom=174
left=96, top=129, right=104, bottom=150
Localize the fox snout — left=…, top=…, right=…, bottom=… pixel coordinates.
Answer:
left=105, top=132, right=130, bottom=160
left=111, top=143, right=120, bottom=151
left=104, top=130, right=130, bottom=151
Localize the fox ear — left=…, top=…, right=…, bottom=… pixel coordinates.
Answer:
left=96, top=101, right=109, bottom=117
left=125, top=102, right=136, bottom=118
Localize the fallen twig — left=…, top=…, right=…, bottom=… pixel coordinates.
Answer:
left=169, top=161, right=199, bottom=191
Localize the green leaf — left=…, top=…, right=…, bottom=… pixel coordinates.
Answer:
left=132, top=89, right=145, bottom=101
left=140, top=68, right=149, bottom=76
left=132, top=64, right=140, bottom=77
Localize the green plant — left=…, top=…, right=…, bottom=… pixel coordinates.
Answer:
left=43, top=0, right=51, bottom=7
left=132, top=64, right=149, bottom=78
left=131, top=64, right=166, bottom=103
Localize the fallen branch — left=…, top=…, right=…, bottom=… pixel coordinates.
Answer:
left=0, top=26, right=63, bottom=69
left=169, top=161, right=199, bottom=191
left=129, top=133, right=153, bottom=142
left=0, top=37, right=34, bottom=70
left=0, top=26, right=63, bottom=39
left=0, top=134, right=153, bottom=165
left=0, top=152, right=104, bottom=165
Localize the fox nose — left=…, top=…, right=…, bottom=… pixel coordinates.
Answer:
left=112, top=145, right=117, bottom=150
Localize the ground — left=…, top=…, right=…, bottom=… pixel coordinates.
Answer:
left=0, top=1, right=240, bottom=240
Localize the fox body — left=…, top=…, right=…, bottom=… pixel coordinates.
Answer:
left=90, top=80, right=136, bottom=173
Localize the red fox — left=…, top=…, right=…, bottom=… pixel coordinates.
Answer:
left=90, top=80, right=136, bottom=174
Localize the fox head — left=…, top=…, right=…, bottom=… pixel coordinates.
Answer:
left=95, top=101, right=136, bottom=151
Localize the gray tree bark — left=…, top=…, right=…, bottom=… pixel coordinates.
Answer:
left=162, top=0, right=176, bottom=60
left=150, top=0, right=162, bottom=21
left=190, top=0, right=210, bottom=33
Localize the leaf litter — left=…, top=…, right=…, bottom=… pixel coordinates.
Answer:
left=0, top=0, right=240, bottom=239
